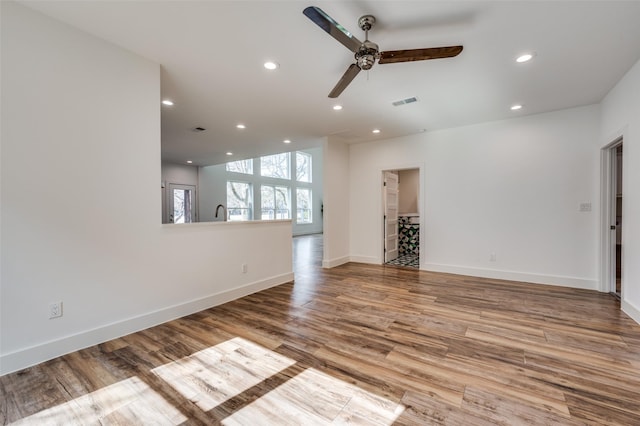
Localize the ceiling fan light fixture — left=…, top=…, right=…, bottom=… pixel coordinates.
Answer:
left=283, top=139, right=291, bottom=144
left=186, top=160, right=193, bottom=164
left=372, top=128, right=381, bottom=134
left=333, top=105, right=343, bottom=110
left=226, top=152, right=233, bottom=156
left=516, top=53, right=534, bottom=63
left=236, top=124, right=246, bottom=129
left=511, top=104, right=523, bottom=111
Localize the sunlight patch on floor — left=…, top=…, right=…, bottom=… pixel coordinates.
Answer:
left=222, top=367, right=405, bottom=425
left=9, top=376, right=186, bottom=425
left=151, top=337, right=296, bottom=412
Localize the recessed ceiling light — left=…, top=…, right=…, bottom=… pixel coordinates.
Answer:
left=186, top=160, right=193, bottom=164
left=236, top=124, right=246, bottom=129
left=333, top=105, right=343, bottom=110
left=516, top=53, right=534, bottom=63
left=264, top=61, right=279, bottom=70
left=162, top=100, right=174, bottom=106
left=511, top=104, right=523, bottom=111
left=283, top=139, right=291, bottom=144
left=372, top=129, right=381, bottom=134
left=226, top=152, right=233, bottom=156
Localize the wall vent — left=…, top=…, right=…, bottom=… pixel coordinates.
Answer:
left=392, top=97, right=418, bottom=106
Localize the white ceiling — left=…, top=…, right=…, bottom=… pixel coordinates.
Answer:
left=21, top=1, right=640, bottom=166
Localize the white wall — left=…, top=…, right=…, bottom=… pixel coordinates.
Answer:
left=161, top=162, right=198, bottom=223
left=198, top=162, right=228, bottom=222
left=349, top=105, right=601, bottom=289
left=322, top=138, right=350, bottom=267
left=0, top=2, right=293, bottom=374
left=398, top=169, right=420, bottom=214
left=600, top=58, right=640, bottom=323
left=197, top=147, right=323, bottom=235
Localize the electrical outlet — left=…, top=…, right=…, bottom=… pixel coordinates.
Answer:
left=489, top=253, right=497, bottom=262
left=49, top=301, right=63, bottom=319
left=580, top=202, right=592, bottom=212
left=241, top=263, right=248, bottom=273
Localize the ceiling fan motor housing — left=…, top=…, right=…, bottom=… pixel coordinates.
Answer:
left=356, top=40, right=379, bottom=70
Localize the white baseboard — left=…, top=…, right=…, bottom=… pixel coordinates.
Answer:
left=322, top=255, right=350, bottom=268
left=348, top=255, right=379, bottom=265
left=622, top=299, right=640, bottom=325
left=0, top=272, right=294, bottom=376
left=422, top=263, right=598, bottom=290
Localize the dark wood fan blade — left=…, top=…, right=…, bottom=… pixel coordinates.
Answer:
left=303, top=6, right=362, bottom=53
left=328, top=63, right=361, bottom=98
left=378, top=45, right=463, bottom=64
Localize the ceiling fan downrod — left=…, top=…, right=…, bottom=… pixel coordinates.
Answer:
left=356, top=15, right=378, bottom=70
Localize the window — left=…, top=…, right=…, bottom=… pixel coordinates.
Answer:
left=227, top=181, right=253, bottom=221
left=261, top=153, right=290, bottom=179
left=296, top=188, right=312, bottom=224
left=226, top=159, right=253, bottom=174
left=296, top=151, right=312, bottom=183
left=261, top=185, right=290, bottom=220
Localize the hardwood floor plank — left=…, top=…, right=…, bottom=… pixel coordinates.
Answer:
left=396, top=390, right=497, bottom=426
left=386, top=346, right=571, bottom=418
left=461, top=386, right=578, bottom=425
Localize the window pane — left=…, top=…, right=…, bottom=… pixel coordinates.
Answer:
left=296, top=152, right=312, bottom=183
left=296, top=188, right=312, bottom=224
left=260, top=153, right=290, bottom=179
left=227, top=181, right=252, bottom=221
left=275, top=186, right=290, bottom=219
left=261, top=185, right=275, bottom=220
left=226, top=159, right=253, bottom=174
left=173, top=188, right=193, bottom=224
left=261, top=185, right=290, bottom=220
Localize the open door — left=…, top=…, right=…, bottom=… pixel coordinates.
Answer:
left=384, top=171, right=399, bottom=262
left=610, top=143, right=623, bottom=296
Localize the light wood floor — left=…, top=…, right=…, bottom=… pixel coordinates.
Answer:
left=2, top=234, right=640, bottom=425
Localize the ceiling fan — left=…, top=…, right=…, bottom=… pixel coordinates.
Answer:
left=303, top=6, right=463, bottom=98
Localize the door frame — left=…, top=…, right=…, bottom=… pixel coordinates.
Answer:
left=380, top=164, right=423, bottom=266
left=600, top=137, right=623, bottom=294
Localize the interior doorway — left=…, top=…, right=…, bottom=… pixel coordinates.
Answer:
left=612, top=143, right=623, bottom=297
left=604, top=139, right=623, bottom=297
left=383, top=168, right=420, bottom=268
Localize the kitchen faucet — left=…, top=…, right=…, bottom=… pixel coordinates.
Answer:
left=215, top=204, right=227, bottom=221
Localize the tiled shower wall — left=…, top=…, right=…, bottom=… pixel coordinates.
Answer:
left=398, top=216, right=419, bottom=255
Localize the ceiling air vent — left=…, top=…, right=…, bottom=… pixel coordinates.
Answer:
left=392, top=97, right=418, bottom=106
left=193, top=127, right=206, bottom=132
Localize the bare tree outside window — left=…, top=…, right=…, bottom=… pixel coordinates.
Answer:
left=261, top=185, right=290, bottom=220
left=226, top=159, right=253, bottom=174
left=227, top=181, right=252, bottom=221
left=261, top=153, right=290, bottom=179
left=296, top=152, right=312, bottom=183
left=296, top=188, right=312, bottom=224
